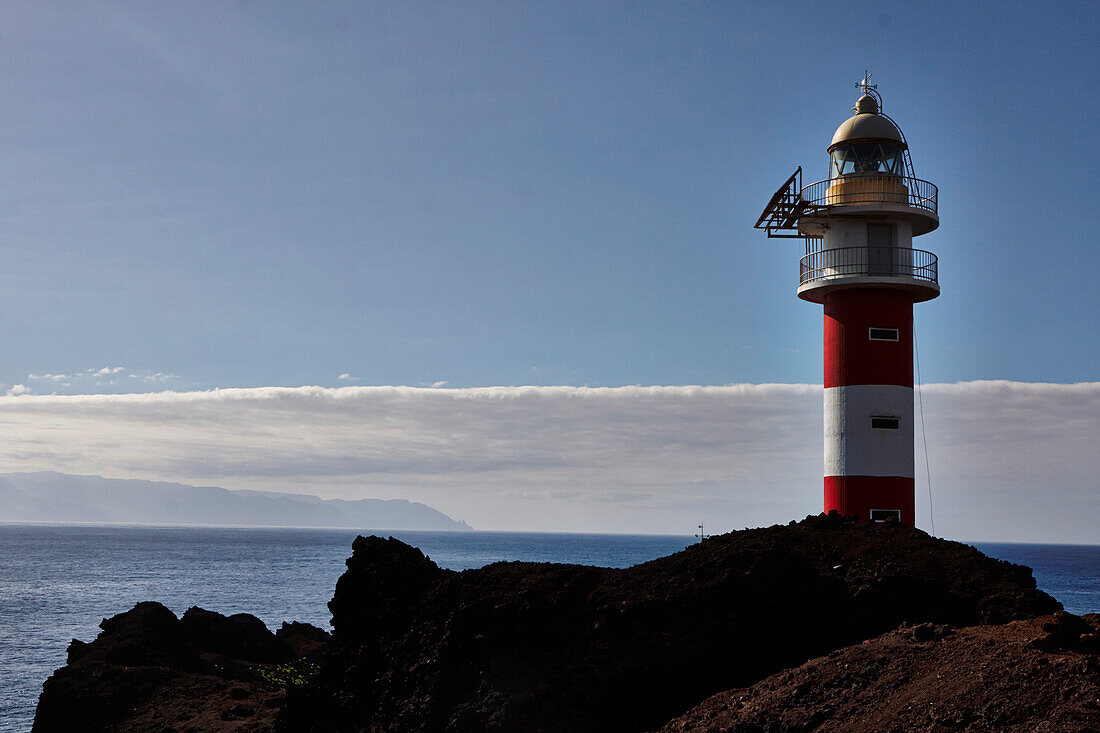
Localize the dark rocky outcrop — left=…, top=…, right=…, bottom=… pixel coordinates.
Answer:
left=33, top=603, right=327, bottom=733
left=277, top=515, right=1060, bottom=732
left=180, top=607, right=289, bottom=663
left=275, top=621, right=330, bottom=660
left=1031, top=610, right=1100, bottom=654
left=34, top=515, right=1082, bottom=733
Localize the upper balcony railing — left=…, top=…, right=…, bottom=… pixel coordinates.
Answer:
left=800, top=173, right=937, bottom=215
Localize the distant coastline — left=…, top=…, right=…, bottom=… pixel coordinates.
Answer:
left=0, top=471, right=472, bottom=531
left=0, top=519, right=473, bottom=531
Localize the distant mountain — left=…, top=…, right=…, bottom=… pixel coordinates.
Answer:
left=0, top=472, right=471, bottom=531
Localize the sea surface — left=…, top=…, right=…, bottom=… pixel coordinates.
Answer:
left=1, top=525, right=1097, bottom=732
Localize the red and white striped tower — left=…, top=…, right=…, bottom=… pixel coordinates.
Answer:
left=755, top=76, right=939, bottom=525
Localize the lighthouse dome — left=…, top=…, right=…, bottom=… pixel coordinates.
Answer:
left=829, top=111, right=904, bottom=149
left=827, top=93, right=908, bottom=177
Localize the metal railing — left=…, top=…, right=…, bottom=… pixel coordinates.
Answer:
left=800, top=174, right=937, bottom=215
left=800, top=246, right=938, bottom=287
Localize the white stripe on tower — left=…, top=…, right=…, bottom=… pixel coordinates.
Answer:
left=823, top=384, right=914, bottom=478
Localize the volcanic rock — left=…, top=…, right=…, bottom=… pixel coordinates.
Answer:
left=33, top=603, right=328, bottom=733
left=180, top=606, right=287, bottom=663
left=662, top=614, right=1100, bottom=732
left=275, top=621, right=330, bottom=659
left=1031, top=610, right=1100, bottom=654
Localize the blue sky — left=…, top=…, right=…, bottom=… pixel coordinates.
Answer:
left=0, top=0, right=1095, bottom=392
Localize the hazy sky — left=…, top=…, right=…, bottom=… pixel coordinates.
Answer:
left=0, top=2, right=1096, bottom=541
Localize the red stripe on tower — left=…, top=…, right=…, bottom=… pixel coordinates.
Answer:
left=824, top=289, right=913, bottom=389
left=824, top=476, right=915, bottom=526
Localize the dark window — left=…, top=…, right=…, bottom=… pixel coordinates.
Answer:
left=869, top=327, right=900, bottom=341
left=870, top=509, right=901, bottom=522
left=871, top=416, right=900, bottom=430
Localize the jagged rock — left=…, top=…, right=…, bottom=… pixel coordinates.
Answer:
left=275, top=621, right=330, bottom=659
left=33, top=602, right=328, bottom=733
left=912, top=621, right=955, bottom=642
left=279, top=515, right=1061, bottom=732
left=1031, top=611, right=1100, bottom=653
left=180, top=606, right=287, bottom=663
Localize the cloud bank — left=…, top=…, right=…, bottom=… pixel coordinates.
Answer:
left=0, top=382, right=1096, bottom=542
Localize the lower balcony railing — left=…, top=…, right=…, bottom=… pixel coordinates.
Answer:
left=800, top=246, right=938, bottom=287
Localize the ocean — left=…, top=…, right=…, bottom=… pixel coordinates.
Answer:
left=1, top=524, right=1097, bottom=732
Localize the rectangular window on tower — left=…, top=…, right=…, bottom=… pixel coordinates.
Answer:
left=869, top=327, right=900, bottom=341
left=870, top=509, right=902, bottom=522
left=871, top=416, right=901, bottom=430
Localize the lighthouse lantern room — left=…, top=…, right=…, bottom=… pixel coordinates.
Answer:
left=755, top=75, right=939, bottom=526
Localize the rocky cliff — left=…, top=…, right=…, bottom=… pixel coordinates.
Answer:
left=278, top=515, right=1059, bottom=732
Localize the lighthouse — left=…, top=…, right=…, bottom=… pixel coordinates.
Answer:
left=755, top=76, right=939, bottom=526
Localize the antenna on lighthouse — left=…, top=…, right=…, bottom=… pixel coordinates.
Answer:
left=853, top=70, right=883, bottom=112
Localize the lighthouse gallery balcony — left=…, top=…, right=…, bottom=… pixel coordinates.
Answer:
left=801, top=173, right=936, bottom=213
left=798, top=243, right=939, bottom=303
left=798, top=173, right=939, bottom=236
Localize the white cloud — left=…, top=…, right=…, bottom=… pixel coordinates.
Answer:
left=4, top=384, right=31, bottom=396
left=140, top=372, right=178, bottom=383
left=338, top=373, right=359, bottom=381
left=25, top=367, right=178, bottom=392
left=0, top=382, right=1095, bottom=542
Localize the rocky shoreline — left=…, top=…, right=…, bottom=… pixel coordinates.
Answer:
left=33, top=515, right=1099, bottom=732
